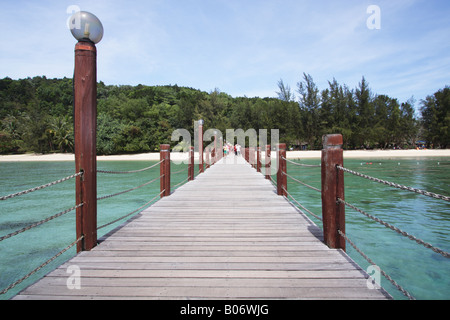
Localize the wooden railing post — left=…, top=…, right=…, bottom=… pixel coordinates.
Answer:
left=265, top=145, right=271, bottom=180
left=249, top=147, right=255, bottom=168
left=277, top=143, right=287, bottom=196
left=198, top=120, right=204, bottom=174
left=214, top=134, right=218, bottom=164
left=160, top=144, right=171, bottom=198
left=257, top=147, right=261, bottom=172
left=74, top=40, right=98, bottom=253
left=321, top=134, right=345, bottom=251
left=205, top=147, right=210, bottom=169
left=188, top=146, right=194, bottom=181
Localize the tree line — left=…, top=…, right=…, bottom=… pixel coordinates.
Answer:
left=0, top=75, right=448, bottom=154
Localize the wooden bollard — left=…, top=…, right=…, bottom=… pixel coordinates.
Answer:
left=206, top=147, right=210, bottom=169
left=321, top=134, right=345, bottom=251
left=160, top=144, right=171, bottom=198
left=188, top=146, right=194, bottom=181
left=198, top=121, right=204, bottom=174
left=257, top=147, right=261, bottom=172
left=265, top=145, right=271, bottom=180
left=277, top=143, right=287, bottom=196
left=74, top=40, right=98, bottom=253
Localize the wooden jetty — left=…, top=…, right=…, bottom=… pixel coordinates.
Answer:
left=13, top=155, right=391, bottom=300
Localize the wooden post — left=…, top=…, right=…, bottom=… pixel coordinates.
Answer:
left=249, top=147, right=254, bottom=168
left=74, top=40, right=98, bottom=253
left=198, top=121, right=204, bottom=174
left=205, top=147, right=210, bottom=169
left=257, top=147, right=261, bottom=172
left=321, top=134, right=345, bottom=251
left=188, top=146, right=194, bottom=181
left=265, top=145, right=271, bottom=180
left=160, top=144, right=171, bottom=198
left=214, top=134, right=217, bottom=164
left=277, top=143, right=287, bottom=196
left=211, top=147, right=215, bottom=165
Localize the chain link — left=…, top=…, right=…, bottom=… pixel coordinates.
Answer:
left=0, top=172, right=83, bottom=201
left=337, top=229, right=415, bottom=300
left=173, top=177, right=189, bottom=189
left=284, top=172, right=321, bottom=193
left=97, top=175, right=163, bottom=201
left=97, top=159, right=163, bottom=174
left=337, top=165, right=450, bottom=202
left=338, top=198, right=450, bottom=258
left=0, top=203, right=83, bottom=242
left=97, top=189, right=165, bottom=230
left=282, top=156, right=321, bottom=167
left=283, top=186, right=322, bottom=221
left=0, top=236, right=83, bottom=296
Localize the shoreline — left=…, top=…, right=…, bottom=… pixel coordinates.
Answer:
left=1, top=149, right=449, bottom=162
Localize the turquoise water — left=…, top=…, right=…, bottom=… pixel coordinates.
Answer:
left=0, top=158, right=449, bottom=300
left=284, top=157, right=450, bottom=300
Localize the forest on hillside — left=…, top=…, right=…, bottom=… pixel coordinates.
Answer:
left=0, top=74, right=448, bottom=154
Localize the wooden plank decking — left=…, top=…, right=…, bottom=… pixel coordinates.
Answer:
left=14, top=155, right=391, bottom=300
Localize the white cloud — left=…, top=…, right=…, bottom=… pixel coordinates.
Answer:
left=0, top=0, right=448, bottom=103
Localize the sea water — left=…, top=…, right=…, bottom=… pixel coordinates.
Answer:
left=285, top=157, right=450, bottom=300
left=0, top=158, right=449, bottom=300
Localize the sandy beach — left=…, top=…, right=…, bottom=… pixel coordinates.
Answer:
left=0, top=149, right=449, bottom=162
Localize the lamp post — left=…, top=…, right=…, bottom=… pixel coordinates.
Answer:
left=69, top=11, right=103, bottom=252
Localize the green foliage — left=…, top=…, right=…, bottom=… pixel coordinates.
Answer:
left=0, top=75, right=444, bottom=155
left=420, top=87, right=450, bottom=148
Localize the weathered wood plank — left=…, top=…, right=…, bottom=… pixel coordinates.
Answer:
left=14, top=155, right=391, bottom=300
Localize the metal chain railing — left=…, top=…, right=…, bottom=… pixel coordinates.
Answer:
left=0, top=203, right=84, bottom=242
left=282, top=186, right=322, bottom=221
left=337, top=197, right=450, bottom=258
left=97, top=159, right=164, bottom=175
left=0, top=156, right=176, bottom=297
left=276, top=154, right=442, bottom=299
left=0, top=235, right=84, bottom=296
left=97, top=189, right=165, bottom=230
left=0, top=172, right=83, bottom=201
left=97, top=175, right=163, bottom=201
left=337, top=165, right=450, bottom=202
left=282, top=156, right=321, bottom=168
left=337, top=229, right=415, bottom=300
left=173, top=177, right=189, bottom=190
left=284, top=172, right=321, bottom=193
left=269, top=175, right=277, bottom=187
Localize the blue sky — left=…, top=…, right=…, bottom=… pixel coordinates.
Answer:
left=1, top=0, right=449, bottom=108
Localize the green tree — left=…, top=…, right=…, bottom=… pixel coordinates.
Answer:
left=420, top=87, right=450, bottom=148
left=297, top=73, right=321, bottom=148
left=354, top=77, right=374, bottom=148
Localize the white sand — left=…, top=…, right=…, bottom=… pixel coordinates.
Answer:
left=0, top=149, right=449, bottom=162
left=288, top=149, right=450, bottom=159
